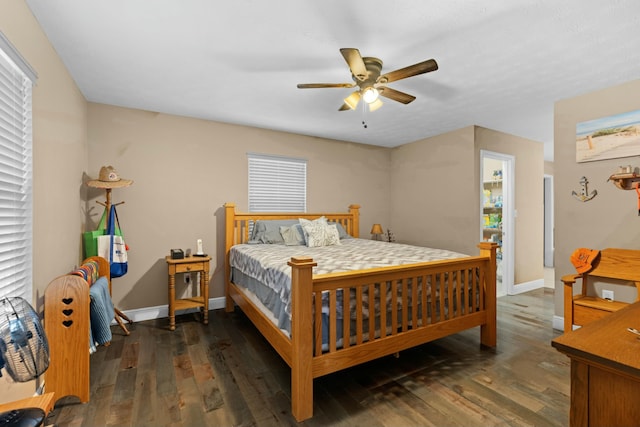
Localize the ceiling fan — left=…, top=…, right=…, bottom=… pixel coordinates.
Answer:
left=297, top=48, right=438, bottom=112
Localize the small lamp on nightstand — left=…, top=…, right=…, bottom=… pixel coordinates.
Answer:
left=370, top=223, right=384, bottom=240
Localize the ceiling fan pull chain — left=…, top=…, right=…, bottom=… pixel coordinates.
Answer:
left=362, top=98, right=368, bottom=129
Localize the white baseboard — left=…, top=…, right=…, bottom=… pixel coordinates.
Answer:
left=115, top=296, right=227, bottom=324
left=508, top=278, right=544, bottom=295
left=552, top=315, right=564, bottom=332
left=552, top=315, right=582, bottom=333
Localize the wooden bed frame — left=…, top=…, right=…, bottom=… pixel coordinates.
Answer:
left=224, top=202, right=498, bottom=421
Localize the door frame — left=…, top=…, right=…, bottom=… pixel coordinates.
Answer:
left=480, top=150, right=515, bottom=296
left=544, top=174, right=554, bottom=267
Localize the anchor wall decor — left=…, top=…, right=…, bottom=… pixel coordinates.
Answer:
left=572, top=176, right=597, bottom=202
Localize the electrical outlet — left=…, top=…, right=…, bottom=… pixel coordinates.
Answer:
left=602, top=289, right=614, bottom=301
left=184, top=273, right=191, bottom=285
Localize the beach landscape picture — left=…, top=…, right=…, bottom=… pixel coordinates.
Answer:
left=576, top=109, right=640, bottom=163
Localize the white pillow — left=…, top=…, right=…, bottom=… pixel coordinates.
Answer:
left=299, top=217, right=341, bottom=247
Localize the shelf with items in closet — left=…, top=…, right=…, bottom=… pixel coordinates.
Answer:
left=482, top=178, right=503, bottom=263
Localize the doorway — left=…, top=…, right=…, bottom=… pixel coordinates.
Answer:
left=480, top=150, right=515, bottom=296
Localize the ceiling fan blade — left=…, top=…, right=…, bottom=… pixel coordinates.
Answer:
left=340, top=48, right=368, bottom=82
left=297, top=83, right=355, bottom=89
left=379, top=59, right=438, bottom=84
left=379, top=86, right=416, bottom=104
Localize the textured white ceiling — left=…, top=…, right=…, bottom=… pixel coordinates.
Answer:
left=25, top=0, right=640, bottom=161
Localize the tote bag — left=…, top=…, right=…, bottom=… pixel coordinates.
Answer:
left=83, top=207, right=122, bottom=258
left=97, top=204, right=128, bottom=278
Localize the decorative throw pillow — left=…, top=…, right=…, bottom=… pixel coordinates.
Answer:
left=328, top=221, right=351, bottom=239
left=299, top=217, right=340, bottom=247
left=324, top=224, right=341, bottom=246
left=250, top=219, right=298, bottom=244
left=280, top=225, right=305, bottom=246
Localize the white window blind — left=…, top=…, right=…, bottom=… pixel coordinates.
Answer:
left=248, top=153, right=307, bottom=212
left=0, top=32, right=35, bottom=301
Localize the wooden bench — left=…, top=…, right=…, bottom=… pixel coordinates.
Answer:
left=562, top=248, right=640, bottom=332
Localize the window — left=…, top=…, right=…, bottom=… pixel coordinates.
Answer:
left=248, top=153, right=307, bottom=212
left=0, top=32, right=36, bottom=301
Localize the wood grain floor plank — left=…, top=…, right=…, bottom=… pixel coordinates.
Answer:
left=176, top=376, right=208, bottom=426
left=204, top=333, right=254, bottom=425
left=131, top=369, right=157, bottom=427
left=119, top=341, right=139, bottom=370
left=215, top=321, right=286, bottom=425
left=103, top=336, right=124, bottom=361
left=111, top=367, right=137, bottom=404
left=106, top=400, right=134, bottom=427
left=85, top=383, right=115, bottom=426
left=155, top=335, right=178, bottom=397
left=91, top=358, right=121, bottom=398
left=157, top=393, right=182, bottom=426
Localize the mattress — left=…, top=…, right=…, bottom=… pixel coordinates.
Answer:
left=229, top=238, right=469, bottom=338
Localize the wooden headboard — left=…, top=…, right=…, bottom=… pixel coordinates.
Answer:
left=223, top=202, right=360, bottom=247
left=223, top=202, right=360, bottom=309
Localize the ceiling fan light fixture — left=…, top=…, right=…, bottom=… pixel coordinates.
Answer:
left=368, top=98, right=383, bottom=112
left=343, top=91, right=361, bottom=110
left=362, top=87, right=379, bottom=104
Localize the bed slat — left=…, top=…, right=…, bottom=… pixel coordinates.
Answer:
left=343, top=290, right=351, bottom=349
left=368, top=284, right=376, bottom=342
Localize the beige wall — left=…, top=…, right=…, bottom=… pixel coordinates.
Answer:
left=390, top=126, right=478, bottom=254
left=554, top=78, right=640, bottom=323
left=390, top=125, right=544, bottom=286
left=545, top=161, right=555, bottom=176
left=87, top=103, right=391, bottom=310
left=1, top=0, right=88, bottom=403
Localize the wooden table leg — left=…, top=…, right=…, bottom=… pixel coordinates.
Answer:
left=202, top=270, right=209, bottom=325
left=168, top=272, right=176, bottom=330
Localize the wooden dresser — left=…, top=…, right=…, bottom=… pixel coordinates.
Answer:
left=552, top=302, right=640, bottom=427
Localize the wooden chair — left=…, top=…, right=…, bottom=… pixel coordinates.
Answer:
left=562, top=248, right=640, bottom=332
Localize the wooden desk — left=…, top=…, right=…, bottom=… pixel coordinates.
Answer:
left=552, top=302, right=640, bottom=427
left=166, top=255, right=210, bottom=331
left=0, top=392, right=55, bottom=416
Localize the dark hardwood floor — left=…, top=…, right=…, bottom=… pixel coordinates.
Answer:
left=46, top=288, right=570, bottom=426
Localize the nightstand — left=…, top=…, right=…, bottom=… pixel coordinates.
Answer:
left=165, top=255, right=211, bottom=331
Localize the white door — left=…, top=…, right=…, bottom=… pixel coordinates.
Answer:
left=480, top=150, right=515, bottom=296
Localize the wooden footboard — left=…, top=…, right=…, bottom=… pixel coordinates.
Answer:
left=288, top=242, right=496, bottom=420
left=224, top=202, right=497, bottom=421
left=44, top=256, right=111, bottom=404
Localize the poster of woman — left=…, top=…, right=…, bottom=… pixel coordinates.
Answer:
left=576, top=109, right=640, bottom=163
